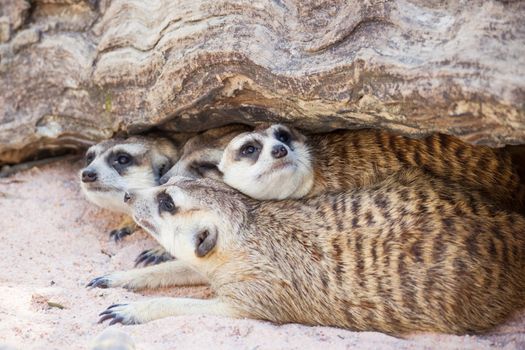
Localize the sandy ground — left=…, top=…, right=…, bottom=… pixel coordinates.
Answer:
left=0, top=159, right=524, bottom=350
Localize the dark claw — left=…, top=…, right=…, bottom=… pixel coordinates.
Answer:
left=109, top=227, right=132, bottom=242
left=98, top=304, right=136, bottom=325
left=109, top=316, right=124, bottom=325
left=98, top=313, right=115, bottom=324
left=134, top=249, right=175, bottom=267
left=99, top=309, right=112, bottom=316
left=86, top=276, right=109, bottom=289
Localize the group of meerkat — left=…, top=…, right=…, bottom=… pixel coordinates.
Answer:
left=80, top=123, right=525, bottom=336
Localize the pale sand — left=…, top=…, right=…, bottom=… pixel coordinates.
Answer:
left=0, top=160, right=524, bottom=350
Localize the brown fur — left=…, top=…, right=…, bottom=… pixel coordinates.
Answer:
left=136, top=170, right=525, bottom=335
left=307, top=129, right=524, bottom=210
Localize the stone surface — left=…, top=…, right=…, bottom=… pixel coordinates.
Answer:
left=1, top=0, right=524, bottom=164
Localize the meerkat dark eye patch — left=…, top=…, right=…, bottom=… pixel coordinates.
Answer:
left=274, top=128, right=292, bottom=145
left=194, top=229, right=217, bottom=257
left=238, top=141, right=262, bottom=161
left=85, top=152, right=95, bottom=166
left=157, top=191, right=177, bottom=215
left=117, top=154, right=131, bottom=165
left=109, top=152, right=134, bottom=174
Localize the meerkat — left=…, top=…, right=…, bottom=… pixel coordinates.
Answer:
left=88, top=171, right=525, bottom=335
left=80, top=135, right=185, bottom=242
left=218, top=124, right=525, bottom=210
left=132, top=124, right=251, bottom=266
left=159, top=124, right=251, bottom=184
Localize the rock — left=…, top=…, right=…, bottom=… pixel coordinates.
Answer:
left=1, top=0, right=524, bottom=164
left=0, top=0, right=30, bottom=32
left=11, top=28, right=40, bottom=53
left=0, top=17, right=10, bottom=44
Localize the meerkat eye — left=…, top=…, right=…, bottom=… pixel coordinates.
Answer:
left=275, top=130, right=291, bottom=144
left=240, top=144, right=259, bottom=156
left=116, top=153, right=132, bottom=165
left=157, top=192, right=177, bottom=214
left=85, top=152, right=95, bottom=165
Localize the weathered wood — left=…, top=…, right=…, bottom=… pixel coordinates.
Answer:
left=1, top=0, right=524, bottom=164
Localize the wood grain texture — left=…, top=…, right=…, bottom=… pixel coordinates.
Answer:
left=1, top=0, right=524, bottom=164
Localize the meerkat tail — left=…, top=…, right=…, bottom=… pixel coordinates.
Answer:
left=87, top=261, right=208, bottom=290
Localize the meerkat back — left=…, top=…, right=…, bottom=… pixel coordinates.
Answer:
left=223, top=170, right=525, bottom=335
left=315, top=129, right=524, bottom=209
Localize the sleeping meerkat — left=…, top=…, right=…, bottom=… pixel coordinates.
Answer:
left=218, top=124, right=525, bottom=209
left=133, top=124, right=251, bottom=266
left=89, top=171, right=525, bottom=335
left=159, top=124, right=251, bottom=183
left=80, top=135, right=183, bottom=242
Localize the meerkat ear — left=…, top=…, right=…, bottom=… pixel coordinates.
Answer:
left=194, top=228, right=218, bottom=257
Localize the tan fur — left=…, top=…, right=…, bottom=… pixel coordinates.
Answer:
left=94, top=170, right=525, bottom=335
left=308, top=129, right=523, bottom=208
left=220, top=125, right=524, bottom=210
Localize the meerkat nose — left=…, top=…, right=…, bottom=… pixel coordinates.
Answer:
left=81, top=169, right=98, bottom=183
left=271, top=145, right=288, bottom=159
left=123, top=192, right=134, bottom=203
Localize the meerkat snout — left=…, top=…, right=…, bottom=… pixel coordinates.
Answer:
left=81, top=169, right=98, bottom=183
left=271, top=145, right=288, bottom=159
left=123, top=192, right=133, bottom=203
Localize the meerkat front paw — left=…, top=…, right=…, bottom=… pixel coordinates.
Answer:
left=98, top=303, right=142, bottom=325
left=109, top=217, right=138, bottom=242
left=87, top=271, right=141, bottom=290
left=134, top=246, right=174, bottom=267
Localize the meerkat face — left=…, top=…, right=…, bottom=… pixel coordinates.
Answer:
left=218, top=124, right=314, bottom=200
left=159, top=138, right=224, bottom=182
left=80, top=137, right=179, bottom=214
left=159, top=125, right=251, bottom=184
left=125, top=177, right=245, bottom=264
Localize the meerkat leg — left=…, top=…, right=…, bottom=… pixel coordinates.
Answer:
left=134, top=246, right=174, bottom=266
left=109, top=216, right=138, bottom=242
left=87, top=260, right=208, bottom=290
left=98, top=298, right=237, bottom=325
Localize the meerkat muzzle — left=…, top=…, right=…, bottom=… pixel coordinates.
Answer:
left=271, top=145, right=288, bottom=159
left=82, top=169, right=98, bottom=183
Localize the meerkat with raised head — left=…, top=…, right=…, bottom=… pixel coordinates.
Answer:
left=80, top=135, right=184, bottom=242
left=133, top=124, right=251, bottom=266
left=88, top=171, right=525, bottom=335
left=218, top=124, right=525, bottom=209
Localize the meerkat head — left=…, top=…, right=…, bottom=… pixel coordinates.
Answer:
left=80, top=136, right=180, bottom=214
left=218, top=124, right=314, bottom=200
left=159, top=124, right=251, bottom=184
left=124, top=177, right=247, bottom=264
